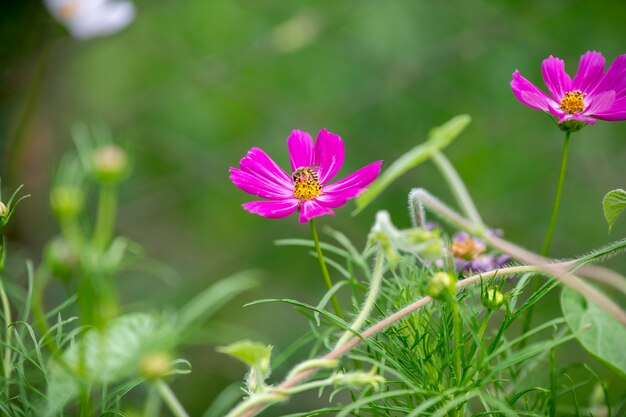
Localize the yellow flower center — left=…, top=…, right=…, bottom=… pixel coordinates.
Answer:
left=292, top=167, right=322, bottom=200
left=451, top=238, right=485, bottom=260
left=560, top=90, right=585, bottom=115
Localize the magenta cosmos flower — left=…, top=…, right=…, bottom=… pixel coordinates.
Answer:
left=230, top=130, right=382, bottom=224
left=511, top=51, right=626, bottom=127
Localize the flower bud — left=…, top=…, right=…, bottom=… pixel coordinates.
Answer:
left=481, top=288, right=505, bottom=310
left=426, top=272, right=456, bottom=300
left=0, top=201, right=7, bottom=219
left=50, top=186, right=85, bottom=219
left=139, top=352, right=172, bottom=380
left=44, top=237, right=77, bottom=281
left=92, top=145, right=127, bottom=184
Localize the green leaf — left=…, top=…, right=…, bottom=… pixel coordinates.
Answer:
left=177, top=271, right=259, bottom=332
left=561, top=287, right=626, bottom=378
left=602, top=188, right=626, bottom=233
left=45, top=313, right=164, bottom=416
left=216, top=340, right=272, bottom=373
left=353, top=114, right=471, bottom=215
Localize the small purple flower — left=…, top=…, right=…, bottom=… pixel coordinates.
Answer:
left=511, top=51, right=626, bottom=127
left=230, top=130, right=382, bottom=224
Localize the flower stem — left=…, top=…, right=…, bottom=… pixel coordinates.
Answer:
left=541, top=131, right=571, bottom=256
left=541, top=132, right=571, bottom=256
left=309, top=219, right=343, bottom=319
left=522, top=132, right=571, bottom=342
left=93, top=184, right=117, bottom=251
left=156, top=380, right=190, bottom=417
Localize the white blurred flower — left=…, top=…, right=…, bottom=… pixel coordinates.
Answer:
left=44, top=0, right=136, bottom=40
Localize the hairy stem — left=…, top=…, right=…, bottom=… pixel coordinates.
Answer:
left=411, top=188, right=626, bottom=325
left=310, top=219, right=343, bottom=318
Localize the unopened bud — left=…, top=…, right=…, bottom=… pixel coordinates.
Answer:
left=92, top=145, right=127, bottom=183
left=44, top=237, right=77, bottom=280
left=426, top=272, right=456, bottom=300
left=139, top=352, right=171, bottom=380
left=50, top=186, right=85, bottom=219
left=0, top=201, right=7, bottom=219
left=481, top=288, right=505, bottom=310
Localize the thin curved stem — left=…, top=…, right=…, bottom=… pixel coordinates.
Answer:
left=541, top=131, right=571, bottom=256
left=310, top=219, right=343, bottom=318
left=156, top=380, right=190, bottom=417
left=335, top=251, right=384, bottom=348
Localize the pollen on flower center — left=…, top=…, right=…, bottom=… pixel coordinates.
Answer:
left=560, top=90, right=585, bottom=115
left=292, top=167, right=322, bottom=200
left=451, top=236, right=485, bottom=260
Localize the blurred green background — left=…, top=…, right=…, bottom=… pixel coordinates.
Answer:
left=2, top=0, right=626, bottom=414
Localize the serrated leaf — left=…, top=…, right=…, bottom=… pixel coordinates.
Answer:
left=217, top=340, right=272, bottom=372
left=353, top=114, right=471, bottom=215
left=603, top=189, right=626, bottom=233
left=561, top=287, right=626, bottom=378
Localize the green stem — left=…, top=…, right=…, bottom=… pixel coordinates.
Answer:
left=336, top=250, right=384, bottom=348
left=522, top=132, right=571, bottom=343
left=0, top=279, right=12, bottom=380
left=156, top=380, right=190, bottom=417
left=144, top=384, right=162, bottom=417
left=541, top=131, right=571, bottom=256
left=450, top=300, right=463, bottom=385
left=309, top=219, right=343, bottom=318
left=93, top=184, right=117, bottom=251
left=32, top=267, right=60, bottom=353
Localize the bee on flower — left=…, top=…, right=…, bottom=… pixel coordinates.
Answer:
left=230, top=129, right=382, bottom=224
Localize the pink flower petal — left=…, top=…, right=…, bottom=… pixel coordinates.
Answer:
left=322, top=161, right=382, bottom=199
left=287, top=130, right=314, bottom=172
left=510, top=70, right=554, bottom=111
left=314, top=129, right=344, bottom=184
left=572, top=51, right=606, bottom=93
left=229, top=168, right=292, bottom=199
left=541, top=56, right=572, bottom=100
left=593, top=97, right=626, bottom=121
left=239, top=148, right=292, bottom=189
left=298, top=200, right=334, bottom=223
left=242, top=199, right=300, bottom=219
left=585, top=90, right=616, bottom=115
left=592, top=54, right=626, bottom=96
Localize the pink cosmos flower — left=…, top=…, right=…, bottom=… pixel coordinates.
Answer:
left=511, top=51, right=626, bottom=126
left=230, top=130, right=382, bottom=224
